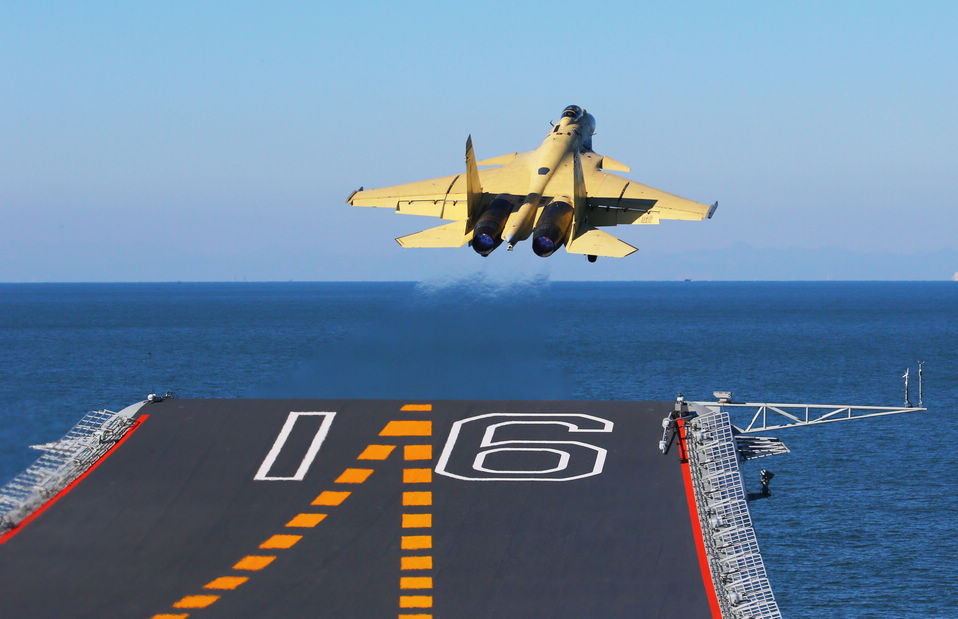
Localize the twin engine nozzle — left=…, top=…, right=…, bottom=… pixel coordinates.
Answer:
left=471, top=196, right=574, bottom=258
left=471, top=196, right=514, bottom=256
left=530, top=200, right=573, bottom=257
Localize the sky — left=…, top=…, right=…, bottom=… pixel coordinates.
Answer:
left=2, top=1, right=956, bottom=281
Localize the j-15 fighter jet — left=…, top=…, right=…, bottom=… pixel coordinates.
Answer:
left=347, top=105, right=716, bottom=261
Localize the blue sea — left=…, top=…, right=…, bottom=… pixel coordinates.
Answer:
left=1, top=281, right=956, bottom=617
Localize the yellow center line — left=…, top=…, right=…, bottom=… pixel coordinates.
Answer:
left=380, top=420, right=433, bottom=437
left=399, top=595, right=433, bottom=609
left=403, top=468, right=432, bottom=483
left=401, top=556, right=433, bottom=570
left=204, top=576, right=249, bottom=590
left=403, top=445, right=432, bottom=461
left=400, top=404, right=433, bottom=412
left=358, top=444, right=396, bottom=460
left=335, top=468, right=374, bottom=484
left=402, top=491, right=432, bottom=506
left=400, top=576, right=433, bottom=590
left=286, top=513, right=327, bottom=528
left=312, top=490, right=351, bottom=506
left=172, top=595, right=219, bottom=609
left=259, top=534, right=302, bottom=550
left=398, top=404, right=434, bottom=619
left=401, top=535, right=432, bottom=550
left=233, top=555, right=276, bottom=571
left=401, top=513, right=432, bottom=528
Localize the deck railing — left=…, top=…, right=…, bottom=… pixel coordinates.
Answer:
left=685, top=408, right=782, bottom=618
left=0, top=402, right=145, bottom=534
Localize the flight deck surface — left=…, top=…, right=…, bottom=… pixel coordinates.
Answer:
left=0, top=399, right=714, bottom=617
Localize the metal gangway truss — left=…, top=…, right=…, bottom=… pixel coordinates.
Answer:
left=691, top=401, right=926, bottom=434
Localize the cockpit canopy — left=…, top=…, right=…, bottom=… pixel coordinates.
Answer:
left=561, top=105, right=583, bottom=121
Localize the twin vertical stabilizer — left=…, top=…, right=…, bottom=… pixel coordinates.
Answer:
left=465, top=135, right=482, bottom=228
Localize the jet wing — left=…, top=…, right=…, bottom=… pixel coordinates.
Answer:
left=584, top=169, right=716, bottom=226
left=347, top=173, right=470, bottom=220
left=347, top=154, right=530, bottom=222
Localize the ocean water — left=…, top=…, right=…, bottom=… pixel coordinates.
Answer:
left=1, top=280, right=956, bottom=617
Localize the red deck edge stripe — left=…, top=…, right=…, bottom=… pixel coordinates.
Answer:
left=677, top=417, right=723, bottom=618
left=0, top=414, right=149, bottom=546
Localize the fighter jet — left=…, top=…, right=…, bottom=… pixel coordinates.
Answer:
left=346, top=105, right=716, bottom=261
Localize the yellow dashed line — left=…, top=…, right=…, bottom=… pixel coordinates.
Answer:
left=204, top=576, right=249, bottom=590
left=400, top=404, right=433, bottom=412
left=403, top=468, right=432, bottom=483
left=401, top=535, right=432, bottom=550
left=403, top=444, right=432, bottom=461
left=260, top=534, right=302, bottom=549
left=397, top=405, right=434, bottom=619
left=357, top=444, right=396, bottom=460
left=402, top=491, right=432, bottom=506
left=399, top=595, right=433, bottom=609
left=158, top=428, right=405, bottom=616
left=400, top=576, right=433, bottom=589
left=286, top=513, right=327, bottom=528
left=402, top=513, right=432, bottom=528
left=173, top=595, right=219, bottom=609
left=401, top=556, right=433, bottom=570
left=335, top=468, right=374, bottom=484
left=380, top=420, right=432, bottom=437
left=312, top=490, right=351, bottom=506
left=233, top=555, right=276, bottom=571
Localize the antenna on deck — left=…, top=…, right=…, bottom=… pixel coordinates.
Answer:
left=903, top=367, right=911, bottom=407
left=917, top=360, right=925, bottom=407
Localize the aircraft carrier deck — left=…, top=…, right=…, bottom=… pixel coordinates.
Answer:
left=0, top=398, right=780, bottom=618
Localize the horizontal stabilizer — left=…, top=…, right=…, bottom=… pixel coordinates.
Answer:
left=396, top=221, right=472, bottom=248
left=566, top=227, right=637, bottom=258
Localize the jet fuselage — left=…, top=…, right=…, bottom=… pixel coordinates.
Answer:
left=501, top=105, right=595, bottom=249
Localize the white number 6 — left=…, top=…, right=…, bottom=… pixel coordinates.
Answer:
left=435, top=413, right=613, bottom=481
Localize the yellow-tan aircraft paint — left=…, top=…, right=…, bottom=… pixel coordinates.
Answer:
left=346, top=105, right=717, bottom=261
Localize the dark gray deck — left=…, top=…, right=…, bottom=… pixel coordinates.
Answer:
left=0, top=399, right=713, bottom=618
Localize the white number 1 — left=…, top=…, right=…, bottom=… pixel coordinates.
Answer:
left=254, top=412, right=336, bottom=481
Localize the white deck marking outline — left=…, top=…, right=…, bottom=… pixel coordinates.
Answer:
left=473, top=447, right=570, bottom=474
left=254, top=412, right=336, bottom=481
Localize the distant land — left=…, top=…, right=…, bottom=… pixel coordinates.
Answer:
left=633, top=245, right=958, bottom=282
